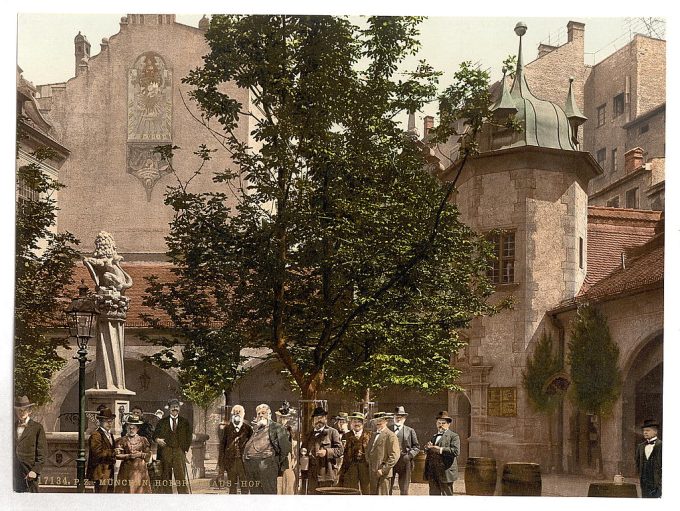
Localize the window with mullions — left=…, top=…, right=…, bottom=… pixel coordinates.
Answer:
left=486, top=231, right=515, bottom=284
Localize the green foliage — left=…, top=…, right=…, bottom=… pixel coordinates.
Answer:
left=522, top=332, right=562, bottom=414
left=568, top=304, right=622, bottom=416
left=15, top=135, right=80, bottom=405
left=148, top=15, right=500, bottom=401
left=502, top=55, right=517, bottom=79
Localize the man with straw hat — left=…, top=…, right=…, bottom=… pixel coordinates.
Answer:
left=86, top=406, right=117, bottom=493
left=14, top=395, right=46, bottom=492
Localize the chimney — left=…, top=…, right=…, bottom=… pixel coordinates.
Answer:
left=624, top=147, right=644, bottom=174
left=567, top=21, right=585, bottom=43
left=423, top=116, right=434, bottom=137
left=74, top=31, right=91, bottom=76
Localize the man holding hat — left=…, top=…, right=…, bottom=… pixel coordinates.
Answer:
left=301, top=406, right=344, bottom=493
left=154, top=398, right=193, bottom=493
left=14, top=395, right=47, bottom=492
left=334, top=412, right=350, bottom=435
left=423, top=411, right=459, bottom=495
left=86, top=406, right=117, bottom=493
left=338, top=412, right=372, bottom=494
left=636, top=419, right=662, bottom=498
left=367, top=412, right=401, bottom=495
left=389, top=405, right=420, bottom=495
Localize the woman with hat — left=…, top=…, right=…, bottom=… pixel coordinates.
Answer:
left=114, top=414, right=152, bottom=493
left=423, top=411, right=459, bottom=495
left=86, top=406, right=117, bottom=493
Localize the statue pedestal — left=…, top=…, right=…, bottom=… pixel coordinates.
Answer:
left=85, top=387, right=136, bottom=436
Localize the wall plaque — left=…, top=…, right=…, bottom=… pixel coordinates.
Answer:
left=488, top=386, right=517, bottom=417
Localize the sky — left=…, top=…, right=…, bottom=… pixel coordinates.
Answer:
left=2, top=1, right=679, bottom=509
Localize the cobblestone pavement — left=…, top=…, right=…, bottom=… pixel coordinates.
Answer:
left=191, top=469, right=642, bottom=497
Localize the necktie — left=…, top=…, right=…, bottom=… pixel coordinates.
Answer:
left=172, top=417, right=177, bottom=432
left=646, top=439, right=656, bottom=445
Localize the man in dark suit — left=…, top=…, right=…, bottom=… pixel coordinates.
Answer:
left=339, top=412, right=372, bottom=494
left=367, top=412, right=401, bottom=495
left=389, top=405, right=420, bottom=495
left=242, top=403, right=292, bottom=494
left=86, top=406, right=117, bottom=493
left=154, top=398, right=193, bottom=493
left=217, top=404, right=253, bottom=493
left=636, top=418, right=662, bottom=498
left=301, top=406, right=344, bottom=493
left=424, top=411, right=459, bottom=495
left=14, top=396, right=47, bottom=493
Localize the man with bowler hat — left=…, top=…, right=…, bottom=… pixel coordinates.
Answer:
left=389, top=405, right=420, bottom=495
left=636, top=418, right=662, bottom=498
left=86, top=406, right=117, bottom=493
left=423, top=411, right=459, bottom=495
left=14, top=396, right=47, bottom=492
left=301, top=406, right=344, bottom=493
left=154, top=398, right=193, bottom=493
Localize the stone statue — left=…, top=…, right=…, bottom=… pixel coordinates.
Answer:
left=83, top=231, right=132, bottom=390
left=84, top=231, right=133, bottom=294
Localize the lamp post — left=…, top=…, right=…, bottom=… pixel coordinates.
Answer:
left=65, top=280, right=98, bottom=493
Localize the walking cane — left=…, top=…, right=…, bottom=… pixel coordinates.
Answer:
left=183, top=453, right=193, bottom=494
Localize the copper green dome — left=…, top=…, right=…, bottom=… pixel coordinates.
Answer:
left=489, top=22, right=586, bottom=151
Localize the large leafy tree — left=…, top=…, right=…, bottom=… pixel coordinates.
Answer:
left=147, top=15, right=501, bottom=404
left=15, top=129, right=80, bottom=405
left=568, top=303, right=622, bottom=475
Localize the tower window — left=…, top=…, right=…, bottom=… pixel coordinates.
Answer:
left=613, top=93, right=625, bottom=117
left=625, top=187, right=639, bottom=209
left=597, top=104, right=606, bottom=127
left=611, top=148, right=618, bottom=173
left=596, top=148, right=606, bottom=166
left=486, top=230, right=515, bottom=285
left=579, top=237, right=584, bottom=269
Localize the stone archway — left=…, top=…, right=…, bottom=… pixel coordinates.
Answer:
left=620, top=332, right=663, bottom=475
left=451, top=391, right=472, bottom=466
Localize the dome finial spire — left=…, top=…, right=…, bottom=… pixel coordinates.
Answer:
left=514, top=22, right=527, bottom=78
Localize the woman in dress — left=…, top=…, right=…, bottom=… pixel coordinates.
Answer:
left=114, top=415, right=151, bottom=493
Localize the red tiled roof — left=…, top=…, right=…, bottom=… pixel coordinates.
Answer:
left=581, top=207, right=662, bottom=293
left=579, top=233, right=663, bottom=302
left=71, top=262, right=177, bottom=328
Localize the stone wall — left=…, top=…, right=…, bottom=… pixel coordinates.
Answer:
left=39, top=18, right=248, bottom=256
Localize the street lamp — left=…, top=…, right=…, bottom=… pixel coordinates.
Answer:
left=65, top=280, right=98, bottom=493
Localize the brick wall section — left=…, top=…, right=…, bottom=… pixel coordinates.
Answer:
left=583, top=35, right=665, bottom=194
left=37, top=19, right=249, bottom=256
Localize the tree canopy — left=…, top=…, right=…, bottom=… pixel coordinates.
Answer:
left=522, top=331, right=563, bottom=414
left=15, top=130, right=80, bottom=405
left=146, top=15, right=502, bottom=401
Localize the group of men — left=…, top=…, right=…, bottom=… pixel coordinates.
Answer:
left=14, top=393, right=662, bottom=497
left=216, top=403, right=461, bottom=495
left=86, top=398, right=193, bottom=493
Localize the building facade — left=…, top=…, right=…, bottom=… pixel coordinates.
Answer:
left=20, top=15, right=664, bottom=482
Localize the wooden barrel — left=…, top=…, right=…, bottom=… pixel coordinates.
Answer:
left=315, top=487, right=361, bottom=495
left=501, top=462, right=542, bottom=496
left=587, top=482, right=638, bottom=498
left=465, top=457, right=497, bottom=495
left=411, top=452, right=427, bottom=483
